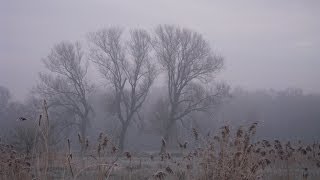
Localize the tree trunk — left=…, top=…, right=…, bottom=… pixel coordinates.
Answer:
left=161, top=119, right=176, bottom=153
left=163, top=122, right=173, bottom=142
left=163, top=103, right=177, bottom=144
left=119, top=122, right=129, bottom=152
left=80, top=118, right=87, bottom=156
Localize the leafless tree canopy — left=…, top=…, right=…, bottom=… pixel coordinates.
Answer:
left=88, top=28, right=156, bottom=150
left=153, top=25, right=228, bottom=141
left=15, top=25, right=230, bottom=152
left=36, top=42, right=93, bottom=145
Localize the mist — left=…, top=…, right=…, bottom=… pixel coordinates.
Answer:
left=2, top=0, right=320, bottom=100
left=1, top=1, right=320, bottom=180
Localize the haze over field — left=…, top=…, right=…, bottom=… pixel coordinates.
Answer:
left=1, top=1, right=320, bottom=180
left=1, top=0, right=320, bottom=100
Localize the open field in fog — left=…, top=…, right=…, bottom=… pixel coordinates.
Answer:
left=45, top=155, right=320, bottom=180
left=2, top=122, right=320, bottom=180
left=2, top=1, right=320, bottom=180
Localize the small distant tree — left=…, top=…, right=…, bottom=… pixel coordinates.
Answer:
left=36, top=42, right=94, bottom=152
left=88, top=28, right=156, bottom=151
left=0, top=85, right=11, bottom=117
left=153, top=25, right=229, bottom=143
left=2, top=95, right=39, bottom=153
left=11, top=123, right=37, bottom=154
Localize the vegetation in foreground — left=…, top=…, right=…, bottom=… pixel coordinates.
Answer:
left=1, top=108, right=319, bottom=180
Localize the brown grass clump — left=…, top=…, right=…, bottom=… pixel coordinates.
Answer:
left=151, top=122, right=320, bottom=180
left=194, top=122, right=271, bottom=180
left=0, top=143, right=32, bottom=180
left=153, top=170, right=167, bottom=180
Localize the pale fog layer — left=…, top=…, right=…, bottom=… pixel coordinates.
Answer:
left=1, top=0, right=320, bottom=100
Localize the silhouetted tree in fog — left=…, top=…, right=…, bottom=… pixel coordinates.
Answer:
left=0, top=85, right=11, bottom=117
left=88, top=28, right=156, bottom=151
left=153, top=25, right=228, bottom=144
left=35, top=42, right=94, bottom=153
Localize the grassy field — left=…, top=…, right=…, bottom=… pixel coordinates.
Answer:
left=1, top=122, right=320, bottom=180
left=44, top=155, right=320, bottom=180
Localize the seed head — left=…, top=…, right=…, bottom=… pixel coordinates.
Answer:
left=85, top=138, right=89, bottom=149
left=161, top=138, right=166, bottom=148
left=38, top=114, right=42, bottom=126
left=124, top=151, right=131, bottom=159
left=192, top=128, right=198, bottom=140
left=97, top=144, right=101, bottom=156
left=78, top=133, right=82, bottom=144
left=183, top=141, right=188, bottom=149
left=102, top=137, right=108, bottom=147
left=112, top=146, right=117, bottom=153
left=153, top=170, right=166, bottom=180
left=236, top=127, right=243, bottom=138
left=165, top=166, right=173, bottom=174
left=98, top=132, right=103, bottom=142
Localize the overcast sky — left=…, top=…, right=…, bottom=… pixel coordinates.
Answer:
left=1, top=0, right=319, bottom=100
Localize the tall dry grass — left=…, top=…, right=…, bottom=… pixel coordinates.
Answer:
left=1, top=100, right=320, bottom=180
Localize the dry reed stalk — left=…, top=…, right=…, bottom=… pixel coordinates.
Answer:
left=66, top=138, right=74, bottom=178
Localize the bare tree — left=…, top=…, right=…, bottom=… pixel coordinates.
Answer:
left=0, top=85, right=11, bottom=116
left=36, top=42, right=93, bottom=152
left=88, top=28, right=156, bottom=151
left=11, top=122, right=37, bottom=154
left=153, top=25, right=229, bottom=144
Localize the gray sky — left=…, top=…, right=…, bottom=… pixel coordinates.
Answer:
left=1, top=0, right=319, bottom=100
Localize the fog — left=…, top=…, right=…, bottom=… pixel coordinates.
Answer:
left=2, top=2, right=320, bottom=180
left=1, top=0, right=320, bottom=100
left=1, top=0, right=320, bottom=155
